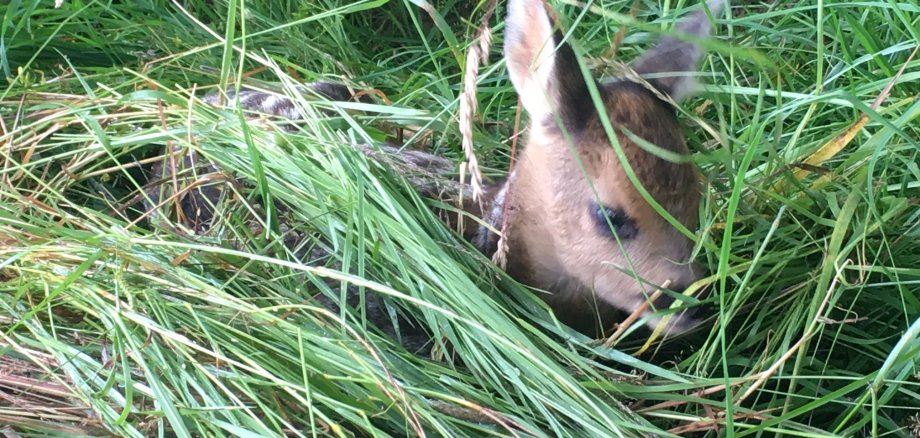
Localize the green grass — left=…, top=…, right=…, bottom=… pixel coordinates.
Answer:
left=1, top=0, right=919, bottom=436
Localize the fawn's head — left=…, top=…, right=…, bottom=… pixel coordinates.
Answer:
left=501, top=0, right=723, bottom=335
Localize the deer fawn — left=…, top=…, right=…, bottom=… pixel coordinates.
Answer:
left=475, top=0, right=724, bottom=336
left=149, top=0, right=724, bottom=342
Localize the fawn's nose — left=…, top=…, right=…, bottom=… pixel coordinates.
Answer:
left=654, top=261, right=710, bottom=331
left=669, top=261, right=705, bottom=292
left=660, top=256, right=703, bottom=289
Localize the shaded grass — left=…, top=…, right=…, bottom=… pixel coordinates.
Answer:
left=2, top=0, right=919, bottom=436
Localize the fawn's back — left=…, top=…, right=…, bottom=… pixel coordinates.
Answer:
left=173, top=0, right=727, bottom=339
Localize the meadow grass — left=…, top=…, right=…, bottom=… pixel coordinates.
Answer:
left=1, top=0, right=918, bottom=436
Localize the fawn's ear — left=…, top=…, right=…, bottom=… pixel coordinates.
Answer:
left=632, top=0, right=726, bottom=102
left=504, top=0, right=592, bottom=128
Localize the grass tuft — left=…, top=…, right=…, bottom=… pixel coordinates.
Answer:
left=1, top=0, right=918, bottom=436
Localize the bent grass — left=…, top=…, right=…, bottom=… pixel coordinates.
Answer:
left=1, top=0, right=918, bottom=436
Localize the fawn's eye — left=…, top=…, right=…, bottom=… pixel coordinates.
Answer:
left=591, top=203, right=638, bottom=240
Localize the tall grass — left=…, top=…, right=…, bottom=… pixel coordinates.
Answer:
left=1, top=0, right=918, bottom=436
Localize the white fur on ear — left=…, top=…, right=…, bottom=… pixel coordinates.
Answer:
left=503, top=0, right=559, bottom=118
left=632, top=0, right=727, bottom=102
